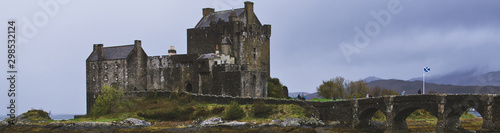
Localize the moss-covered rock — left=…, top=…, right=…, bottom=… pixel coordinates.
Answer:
left=14, top=109, right=52, bottom=124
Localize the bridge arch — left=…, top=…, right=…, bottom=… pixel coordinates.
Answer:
left=358, top=107, right=388, bottom=127
left=392, top=106, right=438, bottom=130
left=443, top=95, right=486, bottom=131
left=355, top=97, right=389, bottom=128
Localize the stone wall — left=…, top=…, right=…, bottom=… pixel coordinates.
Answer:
left=123, top=91, right=305, bottom=105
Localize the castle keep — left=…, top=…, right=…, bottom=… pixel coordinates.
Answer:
left=86, top=2, right=271, bottom=113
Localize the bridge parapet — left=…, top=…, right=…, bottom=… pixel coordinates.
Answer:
left=309, top=94, right=500, bottom=132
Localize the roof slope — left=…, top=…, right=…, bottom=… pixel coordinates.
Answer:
left=195, top=8, right=245, bottom=28
left=88, top=45, right=135, bottom=61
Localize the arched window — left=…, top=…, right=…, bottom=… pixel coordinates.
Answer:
left=185, top=82, right=193, bottom=93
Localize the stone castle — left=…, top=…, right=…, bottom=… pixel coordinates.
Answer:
left=86, top=2, right=271, bottom=113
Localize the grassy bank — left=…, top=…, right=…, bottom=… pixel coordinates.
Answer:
left=76, top=94, right=311, bottom=125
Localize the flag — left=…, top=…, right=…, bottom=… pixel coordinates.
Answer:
left=424, top=67, right=430, bottom=73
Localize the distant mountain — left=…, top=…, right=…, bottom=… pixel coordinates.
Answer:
left=288, top=92, right=317, bottom=100
left=461, top=71, right=500, bottom=86
left=367, top=79, right=500, bottom=95
left=409, top=71, right=500, bottom=86
left=363, top=76, right=383, bottom=83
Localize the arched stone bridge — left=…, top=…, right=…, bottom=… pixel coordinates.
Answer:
left=307, top=94, right=500, bottom=132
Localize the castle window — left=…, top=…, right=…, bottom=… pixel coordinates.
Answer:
left=115, top=74, right=118, bottom=81
left=224, top=61, right=227, bottom=64
left=168, top=63, right=172, bottom=68
left=187, top=63, right=190, bottom=68
left=92, top=76, right=95, bottom=81
left=214, top=61, right=218, bottom=65
left=176, top=63, right=179, bottom=68
left=253, top=48, right=257, bottom=60
left=161, top=71, right=164, bottom=82
left=104, top=63, right=108, bottom=69
left=115, top=62, right=119, bottom=68
left=92, top=65, right=96, bottom=70
left=93, top=95, right=96, bottom=98
left=104, top=75, right=108, bottom=81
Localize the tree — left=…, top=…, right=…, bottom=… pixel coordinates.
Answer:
left=371, top=86, right=399, bottom=97
left=317, top=77, right=346, bottom=99
left=317, top=80, right=334, bottom=99
left=345, top=80, right=370, bottom=98
left=371, top=86, right=382, bottom=97
left=267, top=77, right=285, bottom=98
left=381, top=88, right=399, bottom=96
left=333, top=77, right=346, bottom=99
left=90, top=85, right=124, bottom=116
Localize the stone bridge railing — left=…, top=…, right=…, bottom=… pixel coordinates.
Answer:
left=307, top=94, right=500, bottom=132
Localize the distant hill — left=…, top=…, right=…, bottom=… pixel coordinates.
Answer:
left=410, top=71, right=500, bottom=86
left=363, top=76, right=383, bottom=83
left=367, top=79, right=500, bottom=95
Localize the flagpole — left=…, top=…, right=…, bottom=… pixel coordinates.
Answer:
left=423, top=71, right=425, bottom=94
left=423, top=67, right=430, bottom=94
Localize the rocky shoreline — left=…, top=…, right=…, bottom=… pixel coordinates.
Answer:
left=1, top=117, right=348, bottom=132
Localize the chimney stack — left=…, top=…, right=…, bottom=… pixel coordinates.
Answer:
left=203, top=8, right=215, bottom=17
left=94, top=44, right=104, bottom=60
left=168, top=46, right=177, bottom=55
left=244, top=1, right=254, bottom=25
left=215, top=45, right=219, bottom=54
left=134, top=40, right=142, bottom=57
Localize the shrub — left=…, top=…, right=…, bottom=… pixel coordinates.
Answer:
left=252, top=100, right=272, bottom=118
left=223, top=101, right=245, bottom=120
left=90, top=85, right=124, bottom=117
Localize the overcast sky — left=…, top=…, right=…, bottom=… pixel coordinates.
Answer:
left=1, top=0, right=500, bottom=115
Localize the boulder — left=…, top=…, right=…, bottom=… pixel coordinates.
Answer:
left=221, top=121, right=249, bottom=126
left=200, top=117, right=223, bottom=126
left=280, top=118, right=301, bottom=127
left=298, top=117, right=325, bottom=127
left=119, top=118, right=151, bottom=127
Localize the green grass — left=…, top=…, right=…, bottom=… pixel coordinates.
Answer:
left=308, top=98, right=333, bottom=102
left=72, top=93, right=310, bottom=123
left=460, top=111, right=477, bottom=119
